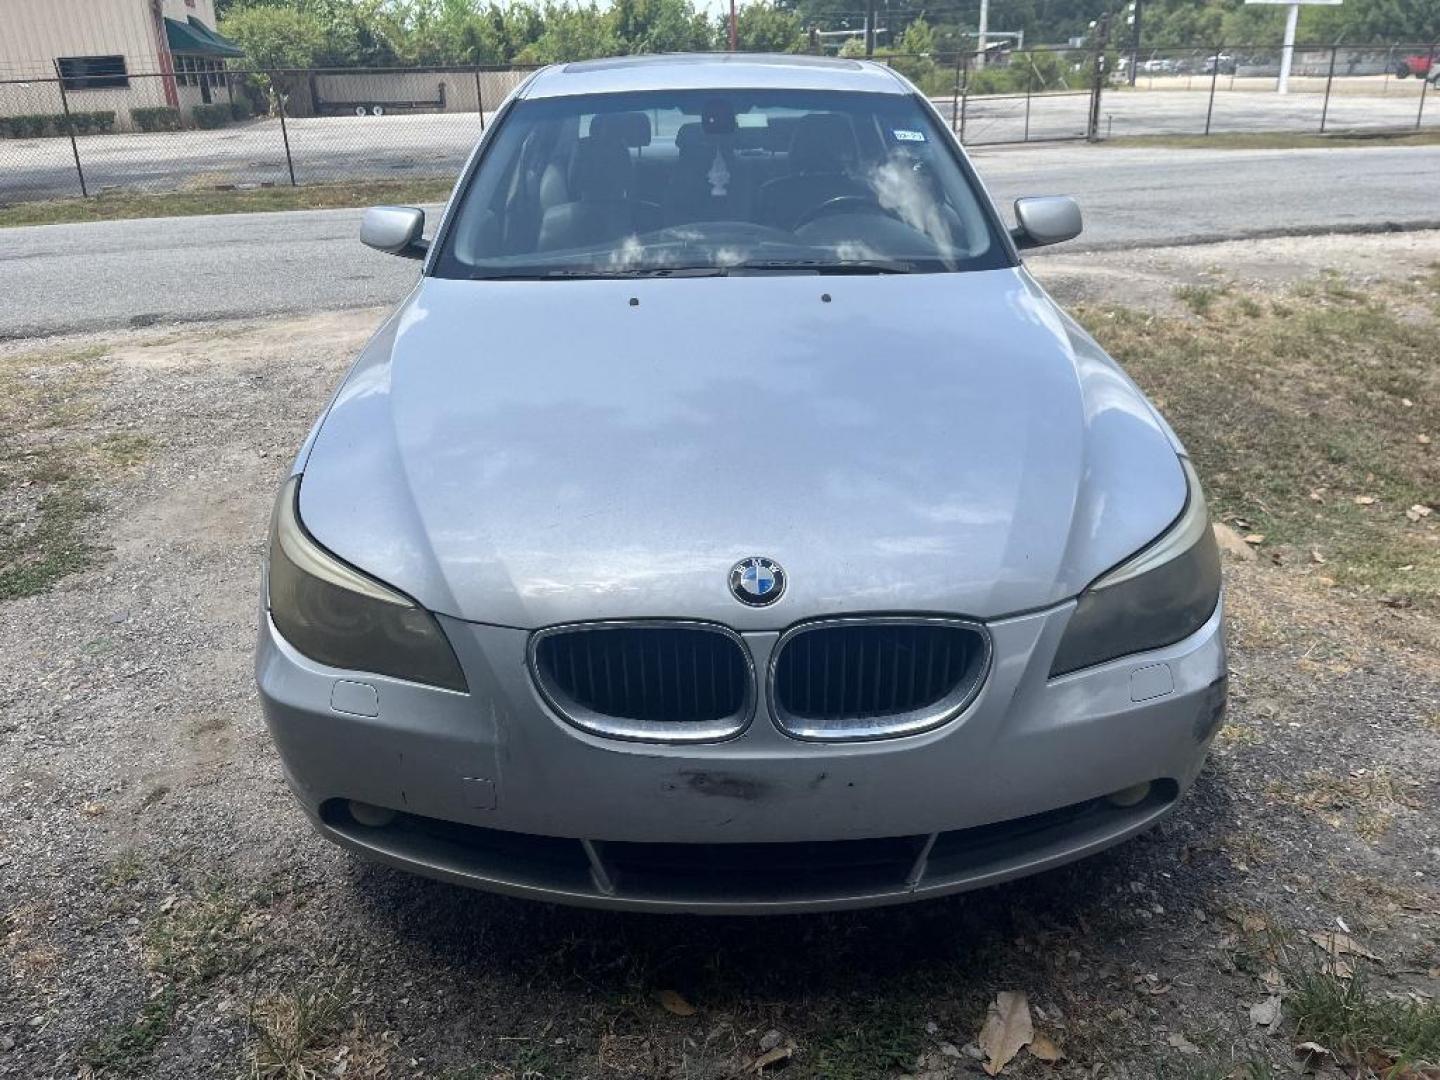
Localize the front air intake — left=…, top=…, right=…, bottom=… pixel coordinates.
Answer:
left=530, top=622, right=754, bottom=742
left=769, top=617, right=990, bottom=740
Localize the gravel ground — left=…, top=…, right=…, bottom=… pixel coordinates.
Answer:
left=1, top=235, right=1437, bottom=1079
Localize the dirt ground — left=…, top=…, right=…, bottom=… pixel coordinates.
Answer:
left=1, top=232, right=1437, bottom=1080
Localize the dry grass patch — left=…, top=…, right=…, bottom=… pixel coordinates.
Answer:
left=248, top=975, right=395, bottom=1080
left=1267, top=767, right=1425, bottom=841
left=1083, top=268, right=1440, bottom=614
left=0, top=344, right=153, bottom=599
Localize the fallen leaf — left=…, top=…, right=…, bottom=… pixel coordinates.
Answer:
left=1419, top=434, right=1432, bottom=445
left=1308, top=489, right=1325, bottom=503
left=1406, top=504, right=1433, bottom=522
left=1029, top=1032, right=1065, bottom=1063
left=1249, top=995, right=1283, bottom=1030
left=751, top=1043, right=794, bottom=1071
left=1308, top=930, right=1379, bottom=962
left=1243, top=533, right=1266, bottom=546
left=657, top=989, right=696, bottom=1017
left=1354, top=495, right=1376, bottom=506
left=1310, top=550, right=1325, bottom=565
left=1167, top=1032, right=1201, bottom=1055
left=1238, top=913, right=1267, bottom=934
left=1294, top=1041, right=1332, bottom=1064
left=978, top=991, right=1033, bottom=1076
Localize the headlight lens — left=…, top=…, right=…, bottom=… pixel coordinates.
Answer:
left=266, top=476, right=467, bottom=692
left=1049, top=456, right=1221, bottom=677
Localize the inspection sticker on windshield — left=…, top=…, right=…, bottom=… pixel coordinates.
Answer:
left=892, top=129, right=926, bottom=142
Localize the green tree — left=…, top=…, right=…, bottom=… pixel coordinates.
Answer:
left=838, top=35, right=867, bottom=57
left=612, top=0, right=714, bottom=54
left=219, top=5, right=329, bottom=69
left=521, top=2, right=621, bottom=63
left=733, top=1, right=805, bottom=52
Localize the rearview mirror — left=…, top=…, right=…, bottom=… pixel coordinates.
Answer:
left=361, top=206, right=427, bottom=259
left=1011, top=196, right=1082, bottom=250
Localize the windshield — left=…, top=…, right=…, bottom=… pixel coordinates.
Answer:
left=431, top=88, right=1011, bottom=279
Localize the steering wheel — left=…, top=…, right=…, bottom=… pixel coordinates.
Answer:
left=792, top=195, right=890, bottom=230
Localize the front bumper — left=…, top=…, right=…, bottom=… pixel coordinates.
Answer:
left=256, top=599, right=1226, bottom=913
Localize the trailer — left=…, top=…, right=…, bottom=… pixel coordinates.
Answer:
left=309, top=73, right=447, bottom=116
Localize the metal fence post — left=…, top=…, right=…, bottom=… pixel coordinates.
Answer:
left=959, top=53, right=970, bottom=144
left=1024, top=71, right=1033, bottom=142
left=950, top=53, right=962, bottom=135
left=1319, top=43, right=1338, bottom=132
left=1418, top=42, right=1436, bottom=129
left=474, top=66, right=486, bottom=131
left=1204, top=43, right=1221, bottom=134
left=272, top=75, right=297, bottom=186
left=50, top=61, right=89, bottom=197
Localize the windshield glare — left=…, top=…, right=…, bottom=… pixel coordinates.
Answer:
left=432, top=89, right=1009, bottom=279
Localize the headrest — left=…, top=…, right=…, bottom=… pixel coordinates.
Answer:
left=675, top=122, right=706, bottom=156
left=590, top=111, right=652, bottom=148
left=789, top=112, right=857, bottom=173
left=572, top=135, right=632, bottom=200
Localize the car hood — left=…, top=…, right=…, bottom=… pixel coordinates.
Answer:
left=299, top=269, right=1185, bottom=630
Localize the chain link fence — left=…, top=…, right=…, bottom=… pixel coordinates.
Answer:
left=1, top=45, right=1436, bottom=205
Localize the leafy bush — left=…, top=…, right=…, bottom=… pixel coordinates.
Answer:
left=130, top=106, right=182, bottom=133
left=229, top=99, right=254, bottom=121
left=2, top=114, right=50, bottom=138
left=192, top=103, right=231, bottom=129
left=68, top=111, right=116, bottom=135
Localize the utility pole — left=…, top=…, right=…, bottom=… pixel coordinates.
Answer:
left=976, top=0, right=989, bottom=67
left=1087, top=11, right=1110, bottom=141
left=1126, top=0, right=1141, bottom=85
left=1277, top=0, right=1299, bottom=93
left=864, top=0, right=876, bottom=56
left=729, top=0, right=738, bottom=51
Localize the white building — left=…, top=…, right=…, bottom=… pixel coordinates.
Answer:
left=0, top=0, right=244, bottom=129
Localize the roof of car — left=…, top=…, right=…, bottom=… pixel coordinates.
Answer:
left=520, top=53, right=910, bottom=100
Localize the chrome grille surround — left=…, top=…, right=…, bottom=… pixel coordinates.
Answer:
left=528, top=620, right=755, bottom=743
left=768, top=616, right=992, bottom=741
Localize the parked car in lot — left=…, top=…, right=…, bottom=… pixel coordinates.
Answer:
left=256, top=53, right=1227, bottom=913
left=1202, top=53, right=1236, bottom=75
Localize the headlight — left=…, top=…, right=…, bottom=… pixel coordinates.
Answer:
left=1049, top=456, right=1220, bottom=677
left=266, top=476, right=467, bottom=692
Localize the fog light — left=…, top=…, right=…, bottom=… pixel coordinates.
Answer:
left=1106, top=782, right=1151, bottom=809
left=347, top=800, right=397, bottom=828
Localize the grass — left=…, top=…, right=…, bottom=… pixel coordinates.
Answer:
left=247, top=971, right=399, bottom=1080
left=143, top=881, right=266, bottom=985
left=1104, top=129, right=1440, bottom=151
left=0, top=178, right=454, bottom=229
left=79, top=987, right=178, bottom=1077
left=0, top=346, right=153, bottom=601
left=1285, top=944, right=1440, bottom=1069
left=1083, top=267, right=1440, bottom=610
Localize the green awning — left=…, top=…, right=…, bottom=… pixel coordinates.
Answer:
left=165, top=16, right=245, bottom=59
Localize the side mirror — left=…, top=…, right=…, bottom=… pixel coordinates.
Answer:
left=360, top=205, right=427, bottom=259
left=1011, top=196, right=1082, bottom=250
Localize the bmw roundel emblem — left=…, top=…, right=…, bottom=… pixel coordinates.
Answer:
left=729, top=556, right=786, bottom=607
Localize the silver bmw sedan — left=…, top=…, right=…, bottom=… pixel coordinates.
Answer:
left=256, top=53, right=1226, bottom=913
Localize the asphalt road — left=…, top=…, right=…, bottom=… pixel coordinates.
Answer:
left=3, top=141, right=1439, bottom=340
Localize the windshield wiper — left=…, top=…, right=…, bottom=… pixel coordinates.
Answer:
left=473, top=266, right=727, bottom=281
left=727, top=258, right=917, bottom=275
